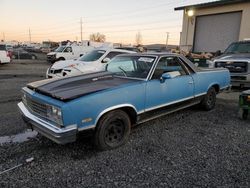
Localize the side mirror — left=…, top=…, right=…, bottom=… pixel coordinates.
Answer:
left=160, top=72, right=172, bottom=83
left=102, top=57, right=111, bottom=64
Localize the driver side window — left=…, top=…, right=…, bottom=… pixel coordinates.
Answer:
left=152, top=56, right=187, bottom=79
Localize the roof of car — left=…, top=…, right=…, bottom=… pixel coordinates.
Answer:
left=94, top=47, right=137, bottom=53
left=234, top=40, right=250, bottom=43
left=116, top=52, right=179, bottom=57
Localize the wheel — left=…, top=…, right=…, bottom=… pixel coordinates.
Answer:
left=239, top=109, right=248, bottom=120
left=31, top=55, right=36, bottom=60
left=94, top=110, right=131, bottom=150
left=200, top=87, right=216, bottom=111
left=58, top=57, right=65, bottom=61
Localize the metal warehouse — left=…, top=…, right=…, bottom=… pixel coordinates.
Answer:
left=175, top=0, right=250, bottom=53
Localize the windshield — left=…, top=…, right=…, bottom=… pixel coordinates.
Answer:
left=106, top=56, right=156, bottom=79
left=0, top=45, right=6, bottom=50
left=225, top=42, right=250, bottom=54
left=55, top=46, right=65, bottom=52
left=79, top=50, right=106, bottom=62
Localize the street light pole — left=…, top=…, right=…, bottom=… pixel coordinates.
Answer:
left=80, top=17, right=83, bottom=43
left=166, top=32, right=169, bottom=50
left=29, top=28, right=31, bottom=44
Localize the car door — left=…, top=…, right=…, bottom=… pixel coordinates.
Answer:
left=145, top=56, right=195, bottom=111
left=63, top=47, right=73, bottom=60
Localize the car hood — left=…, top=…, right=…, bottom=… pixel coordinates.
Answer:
left=51, top=59, right=81, bottom=70
left=215, top=53, right=250, bottom=61
left=68, top=61, right=103, bottom=72
left=47, top=52, right=56, bottom=55
left=27, top=72, right=139, bottom=101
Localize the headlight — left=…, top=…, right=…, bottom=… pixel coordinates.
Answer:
left=47, top=105, right=63, bottom=126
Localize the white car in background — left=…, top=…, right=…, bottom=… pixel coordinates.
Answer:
left=46, top=48, right=135, bottom=78
left=0, top=44, right=11, bottom=64
left=47, top=45, right=94, bottom=63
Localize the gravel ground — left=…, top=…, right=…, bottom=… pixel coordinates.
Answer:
left=0, top=60, right=249, bottom=187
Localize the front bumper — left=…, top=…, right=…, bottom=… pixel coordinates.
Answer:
left=231, top=80, right=250, bottom=87
left=18, top=102, right=77, bottom=144
left=47, top=55, right=56, bottom=63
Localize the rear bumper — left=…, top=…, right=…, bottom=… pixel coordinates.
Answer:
left=18, top=102, right=77, bottom=144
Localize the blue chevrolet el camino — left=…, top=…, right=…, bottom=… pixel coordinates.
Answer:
left=18, top=53, right=230, bottom=150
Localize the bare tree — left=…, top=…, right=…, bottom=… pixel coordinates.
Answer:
left=135, top=31, right=142, bottom=46
left=89, top=32, right=106, bottom=42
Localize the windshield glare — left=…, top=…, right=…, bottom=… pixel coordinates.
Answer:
left=79, top=50, right=106, bottom=62
left=225, top=42, right=250, bottom=54
left=106, top=56, right=156, bottom=79
left=55, top=46, right=65, bottom=52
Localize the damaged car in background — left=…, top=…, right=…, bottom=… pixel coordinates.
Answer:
left=18, top=53, right=230, bottom=150
left=46, top=48, right=135, bottom=78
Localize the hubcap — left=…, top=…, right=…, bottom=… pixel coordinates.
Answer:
left=207, top=92, right=214, bottom=106
left=104, top=119, right=125, bottom=145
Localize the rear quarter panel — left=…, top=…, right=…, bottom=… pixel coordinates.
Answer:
left=192, top=69, right=230, bottom=96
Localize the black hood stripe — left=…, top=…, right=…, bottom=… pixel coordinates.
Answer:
left=27, top=72, right=139, bottom=101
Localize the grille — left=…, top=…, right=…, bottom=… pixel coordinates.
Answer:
left=25, top=96, right=47, bottom=117
left=50, top=69, right=62, bottom=74
left=231, top=76, right=247, bottom=80
left=47, top=55, right=56, bottom=61
left=215, top=61, right=248, bottom=73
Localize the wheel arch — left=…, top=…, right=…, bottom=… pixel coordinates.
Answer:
left=95, top=104, right=138, bottom=127
left=207, top=83, right=220, bottom=93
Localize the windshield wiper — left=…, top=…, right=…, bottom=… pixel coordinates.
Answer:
left=118, top=66, right=127, bottom=77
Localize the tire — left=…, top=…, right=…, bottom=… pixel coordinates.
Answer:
left=200, top=87, right=216, bottom=111
left=239, top=109, right=248, bottom=120
left=58, top=57, right=65, bottom=61
left=94, top=110, right=131, bottom=150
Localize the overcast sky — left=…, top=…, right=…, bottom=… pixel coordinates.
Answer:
left=0, top=0, right=215, bottom=45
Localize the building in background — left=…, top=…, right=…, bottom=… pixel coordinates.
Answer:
left=175, top=0, right=250, bottom=53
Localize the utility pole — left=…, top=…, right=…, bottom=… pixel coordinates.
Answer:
left=166, top=32, right=169, bottom=50
left=80, top=17, right=83, bottom=43
left=29, top=28, right=31, bottom=44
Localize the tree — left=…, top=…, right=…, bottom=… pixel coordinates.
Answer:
left=89, top=32, right=106, bottom=42
left=135, top=31, right=142, bottom=46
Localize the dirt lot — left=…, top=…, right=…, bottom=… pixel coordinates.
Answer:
left=0, top=59, right=249, bottom=187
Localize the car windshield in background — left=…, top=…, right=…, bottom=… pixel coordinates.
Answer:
left=79, top=50, right=106, bottom=62
left=0, top=45, right=6, bottom=50
left=225, top=42, right=250, bottom=54
left=54, top=46, right=65, bottom=52
left=107, top=56, right=156, bottom=79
